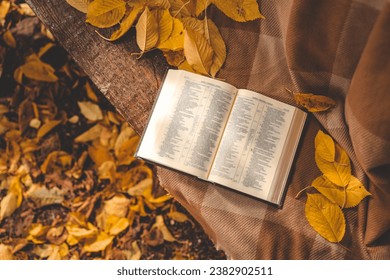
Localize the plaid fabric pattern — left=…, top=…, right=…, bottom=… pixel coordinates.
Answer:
left=26, top=0, right=390, bottom=259
left=157, top=0, right=390, bottom=259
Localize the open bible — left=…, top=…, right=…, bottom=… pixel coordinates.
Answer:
left=135, top=70, right=307, bottom=206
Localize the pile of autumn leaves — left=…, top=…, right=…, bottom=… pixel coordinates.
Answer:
left=300, top=131, right=371, bottom=243
left=66, top=0, right=264, bottom=77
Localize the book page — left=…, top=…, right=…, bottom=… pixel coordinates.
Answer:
left=208, top=89, right=297, bottom=201
left=136, top=70, right=237, bottom=179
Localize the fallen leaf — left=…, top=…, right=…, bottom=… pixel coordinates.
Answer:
left=83, top=231, right=114, bottom=252
left=114, top=124, right=137, bottom=157
left=212, top=0, right=264, bottom=22
left=105, top=215, right=130, bottom=236
left=315, top=130, right=335, bottom=162
left=127, top=178, right=153, bottom=196
left=46, top=226, right=68, bottom=245
left=143, top=227, right=164, bottom=246
left=206, top=19, right=226, bottom=77
left=153, top=215, right=175, bottom=242
left=115, top=135, right=140, bottom=165
left=40, top=151, right=73, bottom=174
left=25, top=184, right=64, bottom=207
left=0, top=244, right=13, bottom=260
left=17, top=56, right=58, bottom=82
left=147, top=0, right=171, bottom=9
left=135, top=7, right=159, bottom=52
left=98, top=160, right=116, bottom=183
left=75, top=123, right=105, bottom=142
left=85, top=81, right=99, bottom=102
left=315, top=131, right=351, bottom=187
left=154, top=9, right=173, bottom=45
left=0, top=1, right=11, bottom=22
left=3, top=30, right=16, bottom=48
left=0, top=191, right=18, bottom=222
left=66, top=0, right=89, bottom=13
left=305, top=193, right=345, bottom=243
left=293, top=92, right=337, bottom=112
left=18, top=3, right=36, bottom=16
left=103, top=195, right=130, bottom=217
left=37, top=120, right=61, bottom=139
left=168, top=211, right=189, bottom=223
left=157, top=18, right=184, bottom=51
left=128, top=241, right=141, bottom=260
left=102, top=3, right=144, bottom=41
left=184, top=27, right=214, bottom=75
left=27, top=223, right=50, bottom=244
left=169, top=0, right=191, bottom=18
left=312, top=175, right=371, bottom=208
left=86, top=0, right=126, bottom=28
left=88, top=140, right=114, bottom=167
left=78, top=101, right=103, bottom=122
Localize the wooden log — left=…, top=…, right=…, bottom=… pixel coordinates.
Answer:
left=25, top=0, right=169, bottom=135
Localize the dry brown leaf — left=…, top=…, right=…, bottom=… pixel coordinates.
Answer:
left=292, top=92, right=337, bottom=112
left=86, top=0, right=126, bottom=28
left=184, top=27, right=214, bottom=75
left=46, top=226, right=68, bottom=245
left=78, top=101, right=103, bottom=122
left=66, top=0, right=89, bottom=13
left=25, top=184, right=64, bottom=207
left=212, top=0, right=264, bottom=22
left=305, top=193, right=345, bottom=243
left=135, top=7, right=159, bottom=52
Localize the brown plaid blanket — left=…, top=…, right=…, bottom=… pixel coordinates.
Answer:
left=157, top=0, right=390, bottom=259
left=26, top=0, right=390, bottom=259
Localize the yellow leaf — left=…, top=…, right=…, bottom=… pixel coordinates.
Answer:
left=293, top=93, right=336, bottom=112
left=315, top=130, right=335, bottom=162
left=118, top=164, right=153, bottom=191
left=0, top=1, right=10, bottom=21
left=27, top=223, right=50, bottom=244
left=305, top=193, right=345, bottom=243
left=105, top=215, right=130, bottom=236
left=128, top=241, right=141, bottom=260
left=3, top=30, right=16, bottom=48
left=98, top=160, right=116, bottom=183
left=88, top=140, right=113, bottom=167
left=18, top=3, right=35, bottom=16
left=116, top=135, right=140, bottom=165
left=147, top=0, right=170, bottom=9
left=78, top=101, right=103, bottom=122
left=75, top=123, right=105, bottom=142
left=167, top=211, right=189, bottom=223
left=128, top=178, right=153, bottom=196
left=86, top=0, right=126, bottom=28
left=184, top=27, right=214, bottom=75
left=147, top=194, right=172, bottom=204
left=83, top=231, right=114, bottom=252
left=0, top=191, right=18, bottom=222
left=85, top=81, right=99, bottom=102
left=102, top=3, right=144, bottom=41
left=17, top=59, right=58, bottom=82
left=212, top=0, right=264, bottom=22
left=114, top=123, right=137, bottom=156
left=157, top=18, right=184, bottom=51
left=40, top=151, right=73, bottom=174
left=135, top=7, right=159, bottom=52
left=37, top=120, right=61, bottom=139
left=315, top=143, right=351, bottom=187
left=169, top=0, right=191, bottom=17
left=153, top=215, right=175, bottom=242
left=66, top=0, right=89, bottom=13
left=0, top=244, right=14, bottom=260
left=206, top=19, right=226, bottom=77
left=312, top=175, right=371, bottom=208
left=192, top=0, right=211, bottom=16
left=154, top=9, right=173, bottom=45
left=103, top=195, right=130, bottom=217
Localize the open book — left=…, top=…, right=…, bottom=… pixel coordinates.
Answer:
left=135, top=70, right=307, bottom=206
